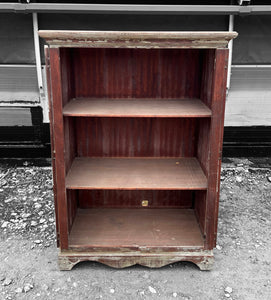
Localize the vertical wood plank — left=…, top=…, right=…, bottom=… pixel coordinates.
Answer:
left=104, top=49, right=133, bottom=98
left=204, top=49, right=229, bottom=249
left=194, top=190, right=207, bottom=235
left=131, top=49, right=160, bottom=98
left=49, top=48, right=69, bottom=250
left=64, top=117, right=76, bottom=174
left=67, top=190, right=78, bottom=232
left=197, top=118, right=210, bottom=176
left=45, top=46, right=59, bottom=247
left=200, top=49, right=215, bottom=109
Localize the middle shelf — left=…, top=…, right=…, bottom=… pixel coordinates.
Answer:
left=66, top=157, right=207, bottom=190
left=63, top=98, right=211, bottom=118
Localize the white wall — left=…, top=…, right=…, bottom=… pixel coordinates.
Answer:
left=225, top=66, right=271, bottom=126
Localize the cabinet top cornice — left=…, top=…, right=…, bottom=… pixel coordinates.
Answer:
left=39, top=30, right=237, bottom=49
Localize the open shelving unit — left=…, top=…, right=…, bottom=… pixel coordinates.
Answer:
left=40, top=30, right=237, bottom=270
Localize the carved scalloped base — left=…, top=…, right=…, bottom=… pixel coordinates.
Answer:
left=58, top=250, right=214, bottom=271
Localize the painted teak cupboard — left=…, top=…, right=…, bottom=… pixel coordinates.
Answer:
left=39, top=30, right=237, bottom=270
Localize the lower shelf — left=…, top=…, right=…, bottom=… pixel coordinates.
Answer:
left=68, top=208, right=204, bottom=251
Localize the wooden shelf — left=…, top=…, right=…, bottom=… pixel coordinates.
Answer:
left=66, top=157, right=207, bottom=190
left=69, top=208, right=204, bottom=250
left=63, top=98, right=211, bottom=118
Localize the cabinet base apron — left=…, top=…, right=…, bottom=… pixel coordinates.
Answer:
left=58, top=250, right=214, bottom=271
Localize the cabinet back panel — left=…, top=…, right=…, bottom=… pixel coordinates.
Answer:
left=78, top=190, right=192, bottom=209
left=72, top=48, right=202, bottom=99
left=75, top=117, right=197, bottom=157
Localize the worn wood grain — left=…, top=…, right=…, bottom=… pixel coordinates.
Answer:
left=58, top=250, right=214, bottom=270
left=78, top=190, right=193, bottom=209
left=72, top=48, right=202, bottom=99
left=204, top=49, right=229, bottom=249
left=49, top=48, right=69, bottom=250
left=45, top=46, right=59, bottom=246
left=63, top=98, right=211, bottom=118
left=39, top=30, right=237, bottom=49
left=75, top=117, right=197, bottom=158
left=68, top=208, right=204, bottom=250
left=194, top=190, right=207, bottom=236
left=66, top=190, right=77, bottom=233
left=66, top=157, right=207, bottom=190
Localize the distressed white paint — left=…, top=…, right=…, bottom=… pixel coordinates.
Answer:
left=227, top=15, right=234, bottom=91
left=40, top=66, right=49, bottom=123
left=33, top=13, right=43, bottom=92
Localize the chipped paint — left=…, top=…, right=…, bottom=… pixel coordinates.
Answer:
left=39, top=30, right=237, bottom=49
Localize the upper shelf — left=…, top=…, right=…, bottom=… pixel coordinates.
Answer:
left=39, top=30, right=238, bottom=49
left=63, top=98, right=211, bottom=118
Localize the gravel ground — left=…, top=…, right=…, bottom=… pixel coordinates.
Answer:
left=0, top=158, right=270, bottom=300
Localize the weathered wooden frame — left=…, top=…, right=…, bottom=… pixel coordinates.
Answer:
left=41, top=30, right=237, bottom=271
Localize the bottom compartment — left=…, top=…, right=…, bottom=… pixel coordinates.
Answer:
left=68, top=208, right=204, bottom=250
left=62, top=192, right=211, bottom=270
left=60, top=208, right=213, bottom=271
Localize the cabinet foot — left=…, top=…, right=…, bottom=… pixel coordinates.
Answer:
left=196, top=256, right=214, bottom=271
left=58, top=250, right=214, bottom=271
left=58, top=256, right=77, bottom=271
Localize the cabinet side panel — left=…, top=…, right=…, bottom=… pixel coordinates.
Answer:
left=204, top=49, right=229, bottom=249
left=78, top=190, right=193, bottom=208
left=197, top=119, right=210, bottom=176
left=75, top=118, right=197, bottom=158
left=194, top=191, right=207, bottom=236
left=64, top=117, right=76, bottom=173
left=195, top=118, right=210, bottom=237
left=73, top=48, right=201, bottom=99
left=49, top=48, right=69, bottom=250
left=67, top=190, right=78, bottom=233
left=45, top=46, right=59, bottom=247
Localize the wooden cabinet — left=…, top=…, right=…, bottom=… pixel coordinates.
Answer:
left=40, top=30, right=237, bottom=270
